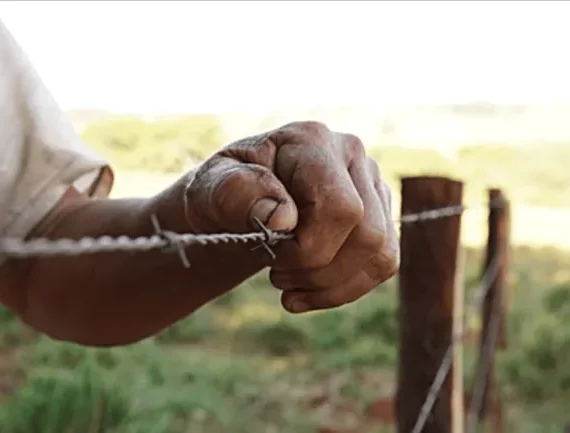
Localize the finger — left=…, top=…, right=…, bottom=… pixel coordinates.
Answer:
left=374, top=176, right=400, bottom=270
left=185, top=156, right=298, bottom=234
left=280, top=251, right=396, bottom=313
left=269, top=124, right=365, bottom=270
left=281, top=255, right=377, bottom=313
left=368, top=156, right=399, bottom=267
left=270, top=145, right=388, bottom=291
left=368, top=157, right=390, bottom=213
left=281, top=272, right=371, bottom=313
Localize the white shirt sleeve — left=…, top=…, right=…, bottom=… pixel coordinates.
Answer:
left=0, top=20, right=113, bottom=248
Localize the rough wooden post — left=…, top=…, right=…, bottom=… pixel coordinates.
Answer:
left=396, top=176, right=464, bottom=433
left=473, top=189, right=510, bottom=432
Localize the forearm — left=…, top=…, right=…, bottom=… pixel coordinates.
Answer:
left=0, top=176, right=266, bottom=347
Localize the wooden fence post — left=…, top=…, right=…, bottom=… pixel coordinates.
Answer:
left=396, top=176, right=464, bottom=433
left=471, top=188, right=510, bottom=433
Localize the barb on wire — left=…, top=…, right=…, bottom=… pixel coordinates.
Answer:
left=409, top=254, right=500, bottom=433
left=249, top=216, right=279, bottom=260
left=151, top=214, right=191, bottom=268
left=0, top=200, right=503, bottom=260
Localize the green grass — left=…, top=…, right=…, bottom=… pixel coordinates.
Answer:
left=4, top=126, right=570, bottom=431
left=0, top=244, right=568, bottom=432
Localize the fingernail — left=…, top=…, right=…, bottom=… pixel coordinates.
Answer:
left=249, top=198, right=279, bottom=227
left=288, top=299, right=310, bottom=314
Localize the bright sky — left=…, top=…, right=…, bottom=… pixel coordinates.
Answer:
left=1, top=1, right=570, bottom=114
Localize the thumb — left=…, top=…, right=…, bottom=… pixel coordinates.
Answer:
left=249, top=197, right=297, bottom=232
left=187, top=158, right=298, bottom=234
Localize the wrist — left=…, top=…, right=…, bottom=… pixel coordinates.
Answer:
left=145, top=171, right=198, bottom=235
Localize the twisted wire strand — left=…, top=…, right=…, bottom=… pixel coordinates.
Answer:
left=0, top=198, right=506, bottom=431
left=465, top=276, right=503, bottom=433
left=0, top=232, right=294, bottom=258
left=0, top=201, right=502, bottom=259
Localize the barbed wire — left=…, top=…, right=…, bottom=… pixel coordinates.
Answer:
left=465, top=270, right=503, bottom=433
left=409, top=253, right=500, bottom=433
left=0, top=200, right=503, bottom=261
left=397, top=203, right=465, bottom=224
left=0, top=196, right=506, bottom=431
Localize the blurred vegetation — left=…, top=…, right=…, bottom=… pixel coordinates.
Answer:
left=83, top=116, right=570, bottom=207
left=0, top=116, right=568, bottom=432
left=369, top=144, right=570, bottom=207
left=0, top=246, right=568, bottom=432
left=82, top=116, right=225, bottom=172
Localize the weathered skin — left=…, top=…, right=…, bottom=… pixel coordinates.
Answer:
left=0, top=121, right=399, bottom=347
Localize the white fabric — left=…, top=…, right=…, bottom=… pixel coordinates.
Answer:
left=0, top=20, right=113, bottom=265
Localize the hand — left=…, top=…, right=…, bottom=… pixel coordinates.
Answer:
left=184, top=121, right=399, bottom=313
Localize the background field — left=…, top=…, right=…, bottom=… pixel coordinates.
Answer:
left=0, top=115, right=569, bottom=433
left=110, top=170, right=570, bottom=251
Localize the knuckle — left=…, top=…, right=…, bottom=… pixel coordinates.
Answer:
left=346, top=203, right=366, bottom=226
left=371, top=247, right=400, bottom=283
left=390, top=241, right=401, bottom=270
left=367, top=156, right=381, bottom=178
left=385, top=182, right=393, bottom=205
left=382, top=178, right=392, bottom=194
left=329, top=193, right=365, bottom=226
left=345, top=133, right=366, bottom=159
left=301, top=121, right=330, bottom=136
left=374, top=177, right=393, bottom=203
left=281, top=121, right=330, bottom=139
left=275, top=121, right=333, bottom=150
left=358, top=224, right=387, bottom=253
left=382, top=259, right=400, bottom=282
left=385, top=250, right=400, bottom=278
left=223, top=132, right=269, bottom=154
left=382, top=180, right=394, bottom=209
left=378, top=248, right=400, bottom=283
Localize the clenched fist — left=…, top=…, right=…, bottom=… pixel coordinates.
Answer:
left=0, top=120, right=400, bottom=346
left=185, top=121, right=399, bottom=314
